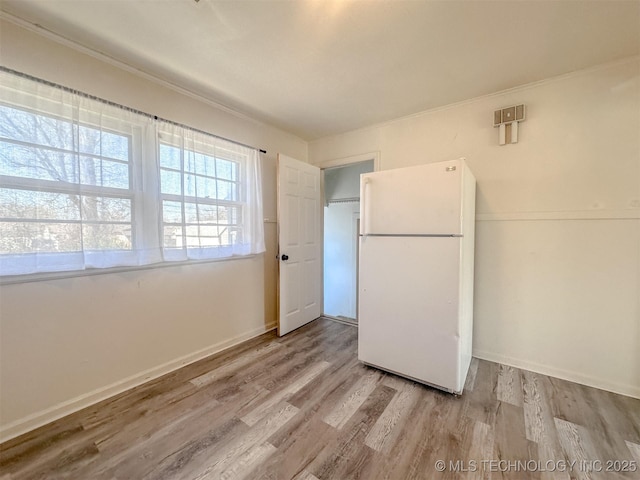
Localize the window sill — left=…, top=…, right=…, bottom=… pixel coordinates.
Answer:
left=0, top=253, right=263, bottom=286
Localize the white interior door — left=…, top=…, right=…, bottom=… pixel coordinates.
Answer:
left=277, top=154, right=322, bottom=336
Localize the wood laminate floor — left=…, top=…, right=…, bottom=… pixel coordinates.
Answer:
left=1, top=318, right=639, bottom=479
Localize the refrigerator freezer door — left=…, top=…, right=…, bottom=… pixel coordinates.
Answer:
left=358, top=235, right=464, bottom=393
left=361, top=159, right=464, bottom=236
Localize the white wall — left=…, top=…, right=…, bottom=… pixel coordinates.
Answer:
left=324, top=161, right=373, bottom=202
left=310, top=58, right=640, bottom=398
left=324, top=203, right=359, bottom=318
left=0, top=19, right=307, bottom=441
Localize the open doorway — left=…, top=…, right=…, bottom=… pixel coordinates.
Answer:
left=323, top=160, right=374, bottom=325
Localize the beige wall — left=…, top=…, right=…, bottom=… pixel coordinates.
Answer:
left=0, top=19, right=307, bottom=441
left=310, top=58, right=640, bottom=398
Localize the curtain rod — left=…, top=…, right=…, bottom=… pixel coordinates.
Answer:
left=0, top=66, right=267, bottom=154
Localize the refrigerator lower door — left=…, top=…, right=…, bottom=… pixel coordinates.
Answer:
left=358, top=235, right=465, bottom=393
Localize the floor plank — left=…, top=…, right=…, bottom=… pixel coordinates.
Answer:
left=497, top=364, right=524, bottom=407
left=322, top=368, right=382, bottom=429
left=364, top=381, right=421, bottom=453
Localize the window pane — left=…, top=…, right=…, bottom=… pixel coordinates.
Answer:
left=185, top=225, right=220, bottom=247
left=183, top=174, right=218, bottom=199
left=0, top=188, right=80, bottom=221
left=80, top=196, right=131, bottom=222
left=194, top=152, right=216, bottom=176
left=162, top=200, right=183, bottom=224
left=0, top=190, right=130, bottom=222
left=0, top=141, right=80, bottom=183
left=196, top=203, right=218, bottom=224
left=183, top=150, right=197, bottom=174
left=216, top=180, right=237, bottom=201
left=1, top=144, right=130, bottom=189
left=79, top=157, right=129, bottom=189
left=193, top=175, right=218, bottom=199
left=193, top=225, right=222, bottom=247
left=82, top=223, right=132, bottom=250
left=216, top=159, right=238, bottom=181
left=163, top=225, right=183, bottom=247
left=187, top=225, right=236, bottom=247
left=194, top=204, right=239, bottom=225
left=184, top=202, right=198, bottom=223
left=182, top=224, right=237, bottom=247
left=0, top=221, right=82, bottom=254
left=78, top=125, right=101, bottom=157
left=159, top=143, right=181, bottom=170
left=101, top=130, right=130, bottom=162
left=184, top=225, right=199, bottom=246
left=0, top=105, right=76, bottom=150
left=217, top=226, right=234, bottom=246
left=161, top=169, right=182, bottom=195
left=79, top=126, right=129, bottom=161
left=219, top=205, right=239, bottom=225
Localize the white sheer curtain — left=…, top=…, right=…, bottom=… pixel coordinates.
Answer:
left=157, top=121, right=265, bottom=262
left=0, top=69, right=264, bottom=276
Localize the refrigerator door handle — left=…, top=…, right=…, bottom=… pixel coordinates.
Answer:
left=361, top=177, right=371, bottom=236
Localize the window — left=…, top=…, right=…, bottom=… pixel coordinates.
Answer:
left=157, top=125, right=264, bottom=261
left=0, top=104, right=134, bottom=251
left=160, top=142, right=240, bottom=245
left=0, top=70, right=264, bottom=276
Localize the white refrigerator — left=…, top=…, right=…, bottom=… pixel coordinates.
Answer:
left=358, top=158, right=476, bottom=394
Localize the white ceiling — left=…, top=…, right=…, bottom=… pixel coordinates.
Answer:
left=2, top=0, right=639, bottom=140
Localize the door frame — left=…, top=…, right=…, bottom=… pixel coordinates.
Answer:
left=353, top=214, right=360, bottom=320
left=315, top=151, right=381, bottom=172
left=316, top=152, right=381, bottom=323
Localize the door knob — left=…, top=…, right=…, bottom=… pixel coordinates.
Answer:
left=281, top=254, right=289, bottom=261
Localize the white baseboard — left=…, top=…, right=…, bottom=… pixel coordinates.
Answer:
left=0, top=323, right=277, bottom=444
left=473, top=349, right=640, bottom=400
